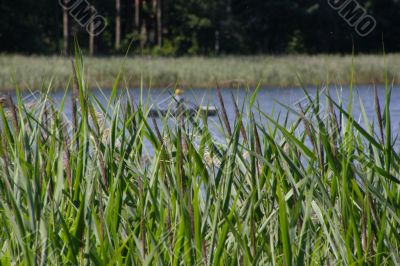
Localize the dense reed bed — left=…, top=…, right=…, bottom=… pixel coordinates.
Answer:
left=1, top=53, right=400, bottom=265
left=1, top=53, right=400, bottom=90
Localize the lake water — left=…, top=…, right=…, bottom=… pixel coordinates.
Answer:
left=13, top=85, right=400, bottom=152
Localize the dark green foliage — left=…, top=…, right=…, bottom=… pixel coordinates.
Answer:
left=0, top=0, right=399, bottom=55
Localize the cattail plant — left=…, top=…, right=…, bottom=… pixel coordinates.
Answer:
left=0, top=51, right=399, bottom=265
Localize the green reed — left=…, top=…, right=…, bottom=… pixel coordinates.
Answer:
left=0, top=51, right=399, bottom=265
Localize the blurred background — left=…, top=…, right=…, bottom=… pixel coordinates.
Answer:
left=1, top=0, right=399, bottom=56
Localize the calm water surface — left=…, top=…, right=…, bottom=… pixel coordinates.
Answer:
left=15, top=85, right=400, bottom=152
left=35, top=85, right=400, bottom=127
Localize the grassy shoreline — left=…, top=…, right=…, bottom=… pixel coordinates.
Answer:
left=1, top=54, right=400, bottom=264
left=0, top=54, right=399, bottom=91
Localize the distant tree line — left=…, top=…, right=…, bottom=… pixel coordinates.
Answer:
left=0, top=0, right=399, bottom=55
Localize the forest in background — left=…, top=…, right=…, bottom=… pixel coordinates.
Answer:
left=0, top=0, right=399, bottom=56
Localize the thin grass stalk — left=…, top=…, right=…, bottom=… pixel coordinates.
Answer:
left=328, top=94, right=340, bottom=134
left=231, top=93, right=248, bottom=144
left=71, top=60, right=79, bottom=150
left=177, top=108, right=187, bottom=195
left=252, top=113, right=262, bottom=156
left=39, top=142, right=46, bottom=196
left=94, top=136, right=108, bottom=192
left=298, top=104, right=317, bottom=153
left=216, top=86, right=232, bottom=136
left=383, top=51, right=392, bottom=181
left=184, top=121, right=196, bottom=262
left=43, top=104, right=49, bottom=132
left=139, top=176, right=146, bottom=257
left=0, top=129, right=10, bottom=179
left=151, top=116, right=163, bottom=146
left=6, top=95, right=19, bottom=134
left=374, top=85, right=385, bottom=145
left=178, top=110, right=196, bottom=257
left=88, top=107, right=109, bottom=193
left=59, top=115, right=73, bottom=194
left=151, top=113, right=175, bottom=259
left=327, top=93, right=339, bottom=158
left=126, top=98, right=136, bottom=133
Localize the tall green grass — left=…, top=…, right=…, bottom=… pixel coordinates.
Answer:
left=0, top=52, right=400, bottom=265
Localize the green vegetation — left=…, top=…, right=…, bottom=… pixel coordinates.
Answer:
left=1, top=53, right=400, bottom=264
left=1, top=54, right=400, bottom=90
left=2, top=0, right=400, bottom=55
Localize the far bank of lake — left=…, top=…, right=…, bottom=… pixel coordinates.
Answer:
left=0, top=54, right=399, bottom=91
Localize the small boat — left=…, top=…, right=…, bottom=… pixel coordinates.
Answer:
left=149, top=89, right=218, bottom=118
left=149, top=105, right=218, bottom=117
